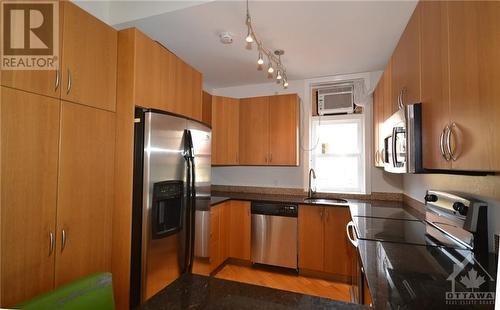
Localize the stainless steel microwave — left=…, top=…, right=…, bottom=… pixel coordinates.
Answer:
left=382, top=103, right=422, bottom=173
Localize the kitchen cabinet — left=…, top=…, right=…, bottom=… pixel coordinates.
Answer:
left=269, top=94, right=299, bottom=166
left=420, top=1, right=451, bottom=170
left=228, top=200, right=251, bottom=260
left=391, top=5, right=421, bottom=109
left=55, top=102, right=115, bottom=286
left=118, top=28, right=203, bottom=121
left=418, top=1, right=500, bottom=172
left=0, top=2, right=117, bottom=111
left=239, top=94, right=299, bottom=166
left=298, top=205, right=352, bottom=279
left=135, top=32, right=162, bottom=109
left=0, top=87, right=60, bottom=307
left=446, top=1, right=500, bottom=171
left=239, top=96, right=269, bottom=165
left=382, top=60, right=394, bottom=119
left=212, top=96, right=239, bottom=165
left=373, top=77, right=384, bottom=167
left=298, top=206, right=324, bottom=271
left=192, top=202, right=231, bottom=276
left=202, top=91, right=212, bottom=126
left=323, top=208, right=354, bottom=277
left=0, top=90, right=115, bottom=307
left=61, top=1, right=117, bottom=111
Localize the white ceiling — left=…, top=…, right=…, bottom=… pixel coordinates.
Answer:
left=81, top=1, right=417, bottom=89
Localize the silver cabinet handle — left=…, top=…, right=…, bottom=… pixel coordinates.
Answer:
left=380, top=148, right=385, bottom=163
left=55, top=69, right=60, bottom=91
left=447, top=122, right=458, bottom=161
left=346, top=221, right=359, bottom=248
left=66, top=69, right=72, bottom=95
left=440, top=125, right=450, bottom=161
left=320, top=209, right=324, bottom=219
left=61, top=229, right=67, bottom=252
left=269, top=153, right=272, bottom=163
left=49, top=231, right=55, bottom=256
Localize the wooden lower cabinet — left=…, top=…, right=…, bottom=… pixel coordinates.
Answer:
left=228, top=201, right=251, bottom=260
left=192, top=200, right=251, bottom=275
left=0, top=87, right=60, bottom=307
left=298, top=205, right=353, bottom=280
left=55, top=102, right=115, bottom=286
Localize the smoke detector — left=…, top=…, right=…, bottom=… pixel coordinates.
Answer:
left=219, top=32, right=233, bottom=44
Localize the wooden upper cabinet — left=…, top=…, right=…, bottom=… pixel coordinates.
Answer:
left=202, top=91, right=213, bottom=126
left=56, top=102, right=115, bottom=286
left=323, top=207, right=353, bottom=277
left=239, top=96, right=270, bottom=165
left=228, top=201, right=251, bottom=260
left=134, top=32, right=161, bottom=109
left=391, top=5, right=421, bottom=108
left=160, top=47, right=177, bottom=113
left=373, top=79, right=384, bottom=167
left=420, top=1, right=452, bottom=170
left=61, top=2, right=117, bottom=111
left=298, top=206, right=324, bottom=271
left=191, top=69, right=203, bottom=121
left=0, top=88, right=60, bottom=307
left=382, top=60, right=395, bottom=119
left=269, top=94, right=299, bottom=166
left=212, top=96, right=239, bottom=165
left=447, top=1, right=500, bottom=171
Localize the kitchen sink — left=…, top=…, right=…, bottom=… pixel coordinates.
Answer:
left=303, top=197, right=348, bottom=205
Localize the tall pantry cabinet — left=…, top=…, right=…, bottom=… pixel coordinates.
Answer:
left=0, top=2, right=117, bottom=307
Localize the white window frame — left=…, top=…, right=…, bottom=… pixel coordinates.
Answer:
left=310, top=113, right=367, bottom=194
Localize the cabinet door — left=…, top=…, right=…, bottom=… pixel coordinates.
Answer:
left=420, top=1, right=452, bottom=170
left=373, top=79, right=384, bottom=167
left=211, top=96, right=226, bottom=165
left=269, top=94, right=299, bottom=166
left=382, top=60, right=395, bottom=119
left=323, top=207, right=353, bottom=277
left=210, top=206, right=222, bottom=267
left=239, top=96, right=269, bottom=165
left=55, top=102, right=115, bottom=286
left=298, top=206, right=324, bottom=271
left=191, top=69, right=203, bottom=121
left=202, top=91, right=212, bottom=126
left=61, top=2, right=117, bottom=111
left=391, top=6, right=421, bottom=107
left=174, top=59, right=193, bottom=118
left=160, top=48, right=177, bottom=113
left=448, top=1, right=500, bottom=171
left=134, top=32, right=161, bottom=109
left=228, top=201, right=251, bottom=260
left=0, top=88, right=60, bottom=307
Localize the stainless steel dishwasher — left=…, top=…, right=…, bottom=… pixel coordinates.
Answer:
left=251, top=202, right=298, bottom=269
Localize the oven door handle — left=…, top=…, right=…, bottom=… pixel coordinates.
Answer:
left=346, top=221, right=359, bottom=248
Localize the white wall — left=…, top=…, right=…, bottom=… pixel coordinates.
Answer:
left=403, top=174, right=500, bottom=251
left=211, top=75, right=404, bottom=193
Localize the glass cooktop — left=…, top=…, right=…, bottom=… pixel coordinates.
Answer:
left=352, top=216, right=468, bottom=250
left=349, top=204, right=419, bottom=220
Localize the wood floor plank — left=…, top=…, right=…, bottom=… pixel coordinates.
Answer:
left=214, top=264, right=351, bottom=302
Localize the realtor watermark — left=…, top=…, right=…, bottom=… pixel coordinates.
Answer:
left=446, top=254, right=495, bottom=305
left=1, top=0, right=59, bottom=70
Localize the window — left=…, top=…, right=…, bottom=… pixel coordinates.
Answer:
left=310, top=115, right=366, bottom=194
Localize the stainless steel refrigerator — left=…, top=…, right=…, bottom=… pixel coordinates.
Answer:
left=130, top=108, right=211, bottom=306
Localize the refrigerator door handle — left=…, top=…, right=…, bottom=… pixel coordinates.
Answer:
left=183, top=129, right=196, bottom=273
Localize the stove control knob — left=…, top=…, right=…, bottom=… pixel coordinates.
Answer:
left=453, top=202, right=467, bottom=216
left=424, top=194, right=438, bottom=202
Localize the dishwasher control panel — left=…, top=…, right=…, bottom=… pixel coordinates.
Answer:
left=251, top=202, right=298, bottom=217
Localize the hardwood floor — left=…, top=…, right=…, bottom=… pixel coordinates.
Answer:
left=214, top=264, right=351, bottom=302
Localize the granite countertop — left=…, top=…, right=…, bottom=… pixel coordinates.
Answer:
left=138, top=273, right=367, bottom=310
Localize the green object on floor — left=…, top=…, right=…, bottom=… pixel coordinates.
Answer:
left=16, top=272, right=114, bottom=310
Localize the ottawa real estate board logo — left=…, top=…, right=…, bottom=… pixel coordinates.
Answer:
left=446, top=254, right=495, bottom=305
left=1, top=1, right=59, bottom=70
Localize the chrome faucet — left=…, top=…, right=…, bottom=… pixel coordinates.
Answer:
left=308, top=168, right=316, bottom=198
